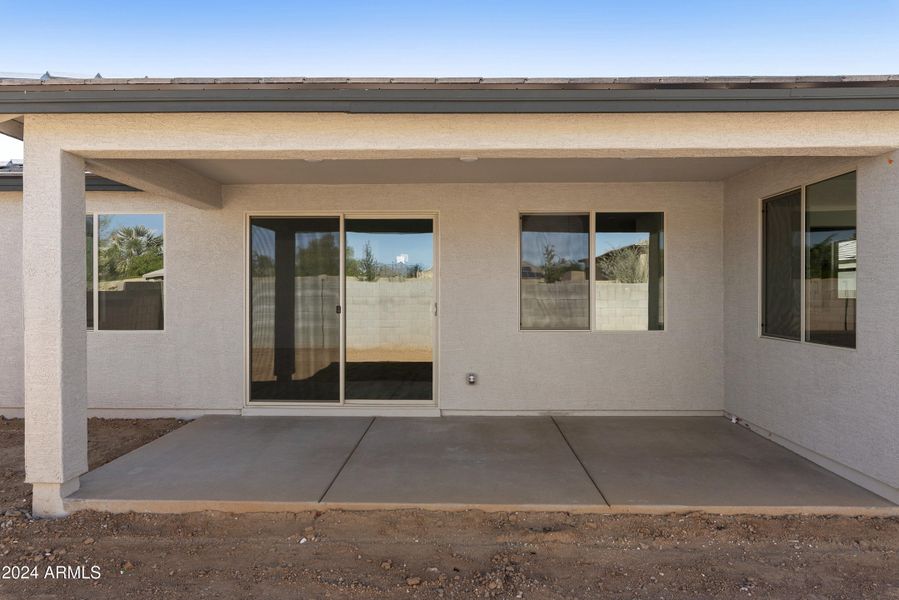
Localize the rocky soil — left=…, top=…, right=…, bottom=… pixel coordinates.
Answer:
left=0, top=418, right=896, bottom=599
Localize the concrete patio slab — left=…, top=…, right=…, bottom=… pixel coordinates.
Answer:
left=64, top=415, right=897, bottom=515
left=554, top=417, right=894, bottom=512
left=66, top=415, right=372, bottom=512
left=322, top=417, right=606, bottom=509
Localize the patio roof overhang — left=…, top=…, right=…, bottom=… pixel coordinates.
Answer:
left=2, top=75, right=899, bottom=114
left=4, top=75, right=899, bottom=209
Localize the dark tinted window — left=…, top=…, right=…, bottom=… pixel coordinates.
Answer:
left=762, top=191, right=802, bottom=340
left=86, top=215, right=94, bottom=329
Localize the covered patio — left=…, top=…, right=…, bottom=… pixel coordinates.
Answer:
left=2, top=77, right=898, bottom=517
left=65, top=416, right=896, bottom=515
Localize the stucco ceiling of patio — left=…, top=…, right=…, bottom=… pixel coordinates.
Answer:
left=173, top=156, right=779, bottom=185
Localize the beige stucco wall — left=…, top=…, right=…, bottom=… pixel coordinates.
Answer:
left=21, top=111, right=899, bottom=160
left=723, top=152, right=899, bottom=494
left=0, top=180, right=725, bottom=414
left=0, top=194, right=24, bottom=409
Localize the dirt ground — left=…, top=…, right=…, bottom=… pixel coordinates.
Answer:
left=0, top=416, right=184, bottom=511
left=0, top=418, right=897, bottom=599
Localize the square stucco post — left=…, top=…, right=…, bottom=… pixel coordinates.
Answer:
left=23, top=146, right=88, bottom=517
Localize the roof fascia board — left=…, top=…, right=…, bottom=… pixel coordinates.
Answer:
left=3, top=86, right=899, bottom=113
left=0, top=174, right=138, bottom=192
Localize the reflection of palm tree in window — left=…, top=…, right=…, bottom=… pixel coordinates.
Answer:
left=99, top=225, right=163, bottom=281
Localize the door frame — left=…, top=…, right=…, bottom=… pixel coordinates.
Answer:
left=243, top=210, right=439, bottom=409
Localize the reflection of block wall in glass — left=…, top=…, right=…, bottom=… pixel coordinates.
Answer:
left=98, top=281, right=164, bottom=330
left=595, top=282, right=649, bottom=331
left=595, top=213, right=664, bottom=331
left=345, top=278, right=432, bottom=358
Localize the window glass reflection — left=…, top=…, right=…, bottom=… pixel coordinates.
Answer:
left=250, top=218, right=341, bottom=402
left=595, top=212, right=664, bottom=331
left=806, top=172, right=856, bottom=348
left=345, top=219, right=434, bottom=400
left=520, top=214, right=590, bottom=330
left=97, top=214, right=164, bottom=330
left=86, top=215, right=94, bottom=329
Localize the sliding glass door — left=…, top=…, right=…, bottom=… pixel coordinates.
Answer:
left=250, top=218, right=341, bottom=402
left=248, top=215, right=435, bottom=404
left=345, top=218, right=434, bottom=401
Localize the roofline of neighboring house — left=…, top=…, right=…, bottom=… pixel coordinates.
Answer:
left=2, top=75, right=899, bottom=113
left=0, top=173, right=137, bottom=192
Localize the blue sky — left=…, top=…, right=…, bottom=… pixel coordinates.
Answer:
left=3, top=1, right=897, bottom=78
left=2, top=0, right=898, bottom=159
left=98, top=214, right=165, bottom=239
left=347, top=232, right=433, bottom=270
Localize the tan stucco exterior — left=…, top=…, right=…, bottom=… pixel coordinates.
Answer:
left=21, top=111, right=899, bottom=159
left=724, top=152, right=899, bottom=500
left=1, top=181, right=725, bottom=415
left=5, top=109, right=899, bottom=514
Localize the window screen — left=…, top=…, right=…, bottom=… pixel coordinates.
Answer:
left=762, top=190, right=802, bottom=340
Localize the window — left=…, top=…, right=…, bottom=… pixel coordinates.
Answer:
left=520, top=214, right=590, bottom=330
left=761, top=171, right=856, bottom=349
left=86, top=216, right=94, bottom=329
left=762, top=190, right=802, bottom=340
left=595, top=212, right=664, bottom=331
left=86, top=214, right=165, bottom=330
left=519, top=212, right=664, bottom=331
left=805, top=172, right=856, bottom=348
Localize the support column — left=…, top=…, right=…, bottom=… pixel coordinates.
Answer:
left=23, top=146, right=87, bottom=517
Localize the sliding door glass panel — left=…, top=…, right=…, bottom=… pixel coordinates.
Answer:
left=763, top=191, right=802, bottom=340
left=595, top=212, right=664, bottom=331
left=97, top=214, right=164, bottom=330
left=520, top=214, right=590, bottom=330
left=250, top=217, right=340, bottom=401
left=86, top=215, right=94, bottom=329
left=345, top=219, right=433, bottom=400
left=805, top=172, right=857, bottom=348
